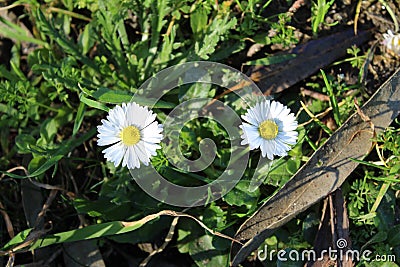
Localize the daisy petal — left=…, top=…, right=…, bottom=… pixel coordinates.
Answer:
left=240, top=99, right=298, bottom=159
left=103, top=142, right=125, bottom=167
left=97, top=102, right=163, bottom=169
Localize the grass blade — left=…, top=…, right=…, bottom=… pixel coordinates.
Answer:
left=321, top=69, right=341, bottom=126
left=300, top=101, right=333, bottom=135
left=73, top=102, right=86, bottom=136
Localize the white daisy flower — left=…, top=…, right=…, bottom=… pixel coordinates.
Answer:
left=383, top=30, right=400, bottom=54
left=240, top=99, right=298, bottom=160
left=97, top=102, right=163, bottom=169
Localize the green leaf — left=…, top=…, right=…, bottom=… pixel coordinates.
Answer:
left=321, top=69, right=341, bottom=126
left=10, top=61, right=27, bottom=81
left=80, top=94, right=110, bottom=112
left=176, top=217, right=230, bottom=266
left=223, top=180, right=259, bottom=209
left=190, top=8, right=208, bottom=35
left=73, top=102, right=86, bottom=135
left=15, top=134, right=36, bottom=154
left=92, top=87, right=133, bottom=103
left=302, top=213, right=319, bottom=244
left=1, top=128, right=96, bottom=179
left=27, top=156, right=47, bottom=176
left=132, top=95, right=176, bottom=109
left=0, top=16, right=48, bottom=47
left=267, top=158, right=300, bottom=187
left=177, top=228, right=192, bottom=253
left=39, top=117, right=58, bottom=144
left=286, top=158, right=300, bottom=175
left=349, top=158, right=390, bottom=171
left=91, top=87, right=175, bottom=108
left=1, top=228, right=33, bottom=251
left=3, top=211, right=196, bottom=253
left=387, top=224, right=400, bottom=246
left=0, top=65, right=18, bottom=81
left=78, top=23, right=95, bottom=55
left=3, top=218, right=156, bottom=252
left=361, top=231, right=388, bottom=251
left=374, top=190, right=395, bottom=232
left=73, top=198, right=133, bottom=220
left=202, top=204, right=227, bottom=230
left=28, top=154, right=64, bottom=177
left=34, top=8, right=98, bottom=71
left=108, top=217, right=172, bottom=245
left=188, top=234, right=228, bottom=267
left=389, top=164, right=400, bottom=175
left=177, top=219, right=228, bottom=267
left=195, top=16, right=236, bottom=59
left=179, top=83, right=212, bottom=103
left=365, top=261, right=398, bottom=267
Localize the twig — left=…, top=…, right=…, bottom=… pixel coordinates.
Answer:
left=47, top=7, right=92, bottom=22
left=138, top=206, right=194, bottom=266
left=205, top=80, right=253, bottom=108
left=1, top=210, right=240, bottom=257
left=288, top=0, right=306, bottom=14
left=65, top=166, right=88, bottom=227
left=300, top=101, right=333, bottom=135
left=121, top=210, right=243, bottom=245
left=348, top=98, right=375, bottom=150
left=0, top=201, right=14, bottom=238
left=301, top=88, right=330, bottom=101
left=0, top=227, right=52, bottom=256
left=44, top=248, right=63, bottom=265
left=354, top=0, right=363, bottom=35
left=139, top=217, right=179, bottom=266
left=298, top=100, right=346, bottom=128
left=328, top=194, right=337, bottom=252
left=5, top=253, right=14, bottom=267
left=0, top=2, right=23, bottom=11
left=34, top=189, right=58, bottom=228
left=354, top=98, right=372, bottom=126
left=334, top=189, right=353, bottom=267
left=0, top=166, right=29, bottom=180
left=28, top=178, right=65, bottom=192
left=378, top=0, right=399, bottom=32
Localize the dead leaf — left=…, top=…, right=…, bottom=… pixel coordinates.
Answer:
left=306, top=189, right=353, bottom=267
left=247, top=29, right=371, bottom=95
left=210, top=29, right=371, bottom=105
left=0, top=201, right=14, bottom=239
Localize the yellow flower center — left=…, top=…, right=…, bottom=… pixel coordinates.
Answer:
left=120, top=126, right=141, bottom=146
left=259, top=120, right=279, bottom=140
